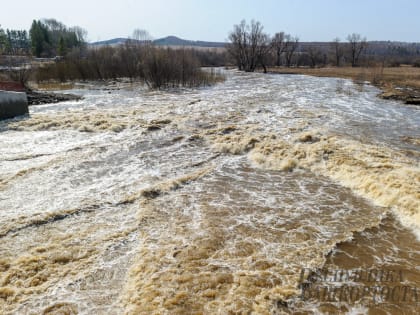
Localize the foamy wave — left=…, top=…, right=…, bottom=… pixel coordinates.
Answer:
left=3, top=110, right=177, bottom=134
left=210, top=127, right=420, bottom=238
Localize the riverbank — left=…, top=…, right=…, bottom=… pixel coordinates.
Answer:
left=267, top=66, right=420, bottom=105
left=26, top=90, right=82, bottom=105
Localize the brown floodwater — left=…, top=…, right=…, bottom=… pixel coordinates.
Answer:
left=0, top=70, right=419, bottom=314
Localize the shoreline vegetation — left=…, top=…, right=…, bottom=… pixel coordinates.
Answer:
left=265, top=66, right=420, bottom=105
left=16, top=65, right=420, bottom=106
left=1, top=45, right=226, bottom=106
left=33, top=46, right=225, bottom=90
left=225, top=19, right=420, bottom=106
left=30, top=65, right=420, bottom=106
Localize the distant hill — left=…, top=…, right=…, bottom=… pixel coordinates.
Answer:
left=153, top=36, right=226, bottom=48
left=90, top=38, right=129, bottom=46
left=90, top=36, right=226, bottom=48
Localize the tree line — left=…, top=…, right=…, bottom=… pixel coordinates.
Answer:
left=3, top=18, right=420, bottom=90
left=0, top=26, right=30, bottom=55
left=2, top=17, right=420, bottom=70
left=0, top=19, right=86, bottom=58
left=227, top=19, right=420, bottom=71
left=227, top=19, right=370, bottom=72
left=29, top=19, right=87, bottom=57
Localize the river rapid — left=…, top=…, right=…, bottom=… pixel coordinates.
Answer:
left=0, top=71, right=419, bottom=314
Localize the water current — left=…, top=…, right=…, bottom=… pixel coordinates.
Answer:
left=0, top=71, right=419, bottom=314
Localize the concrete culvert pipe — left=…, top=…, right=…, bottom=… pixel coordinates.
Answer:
left=0, top=90, right=29, bottom=120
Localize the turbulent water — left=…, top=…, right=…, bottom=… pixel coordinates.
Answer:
left=0, top=71, right=419, bottom=314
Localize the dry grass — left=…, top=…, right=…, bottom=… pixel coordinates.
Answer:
left=268, top=66, right=420, bottom=104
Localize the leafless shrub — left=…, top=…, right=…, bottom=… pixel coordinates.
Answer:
left=34, top=45, right=224, bottom=89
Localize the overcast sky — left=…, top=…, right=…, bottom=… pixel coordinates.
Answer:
left=1, top=0, right=419, bottom=43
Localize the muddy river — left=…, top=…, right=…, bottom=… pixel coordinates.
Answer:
left=0, top=71, right=419, bottom=314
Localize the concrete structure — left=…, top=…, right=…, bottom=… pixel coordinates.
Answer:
left=0, top=90, right=29, bottom=120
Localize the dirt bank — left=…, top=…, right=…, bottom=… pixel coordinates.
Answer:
left=26, top=90, right=82, bottom=106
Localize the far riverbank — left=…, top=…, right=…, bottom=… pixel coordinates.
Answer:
left=267, top=66, right=420, bottom=105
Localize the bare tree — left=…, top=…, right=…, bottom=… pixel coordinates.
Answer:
left=227, top=20, right=270, bottom=72
left=331, top=37, right=344, bottom=66
left=256, top=32, right=271, bottom=73
left=284, top=35, right=299, bottom=67
left=71, top=26, right=88, bottom=44
left=227, top=20, right=247, bottom=70
left=307, top=45, right=322, bottom=68
left=248, top=20, right=271, bottom=72
left=246, top=20, right=262, bottom=71
left=132, top=29, right=153, bottom=45
left=271, top=32, right=286, bottom=66
left=347, top=33, right=367, bottom=67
